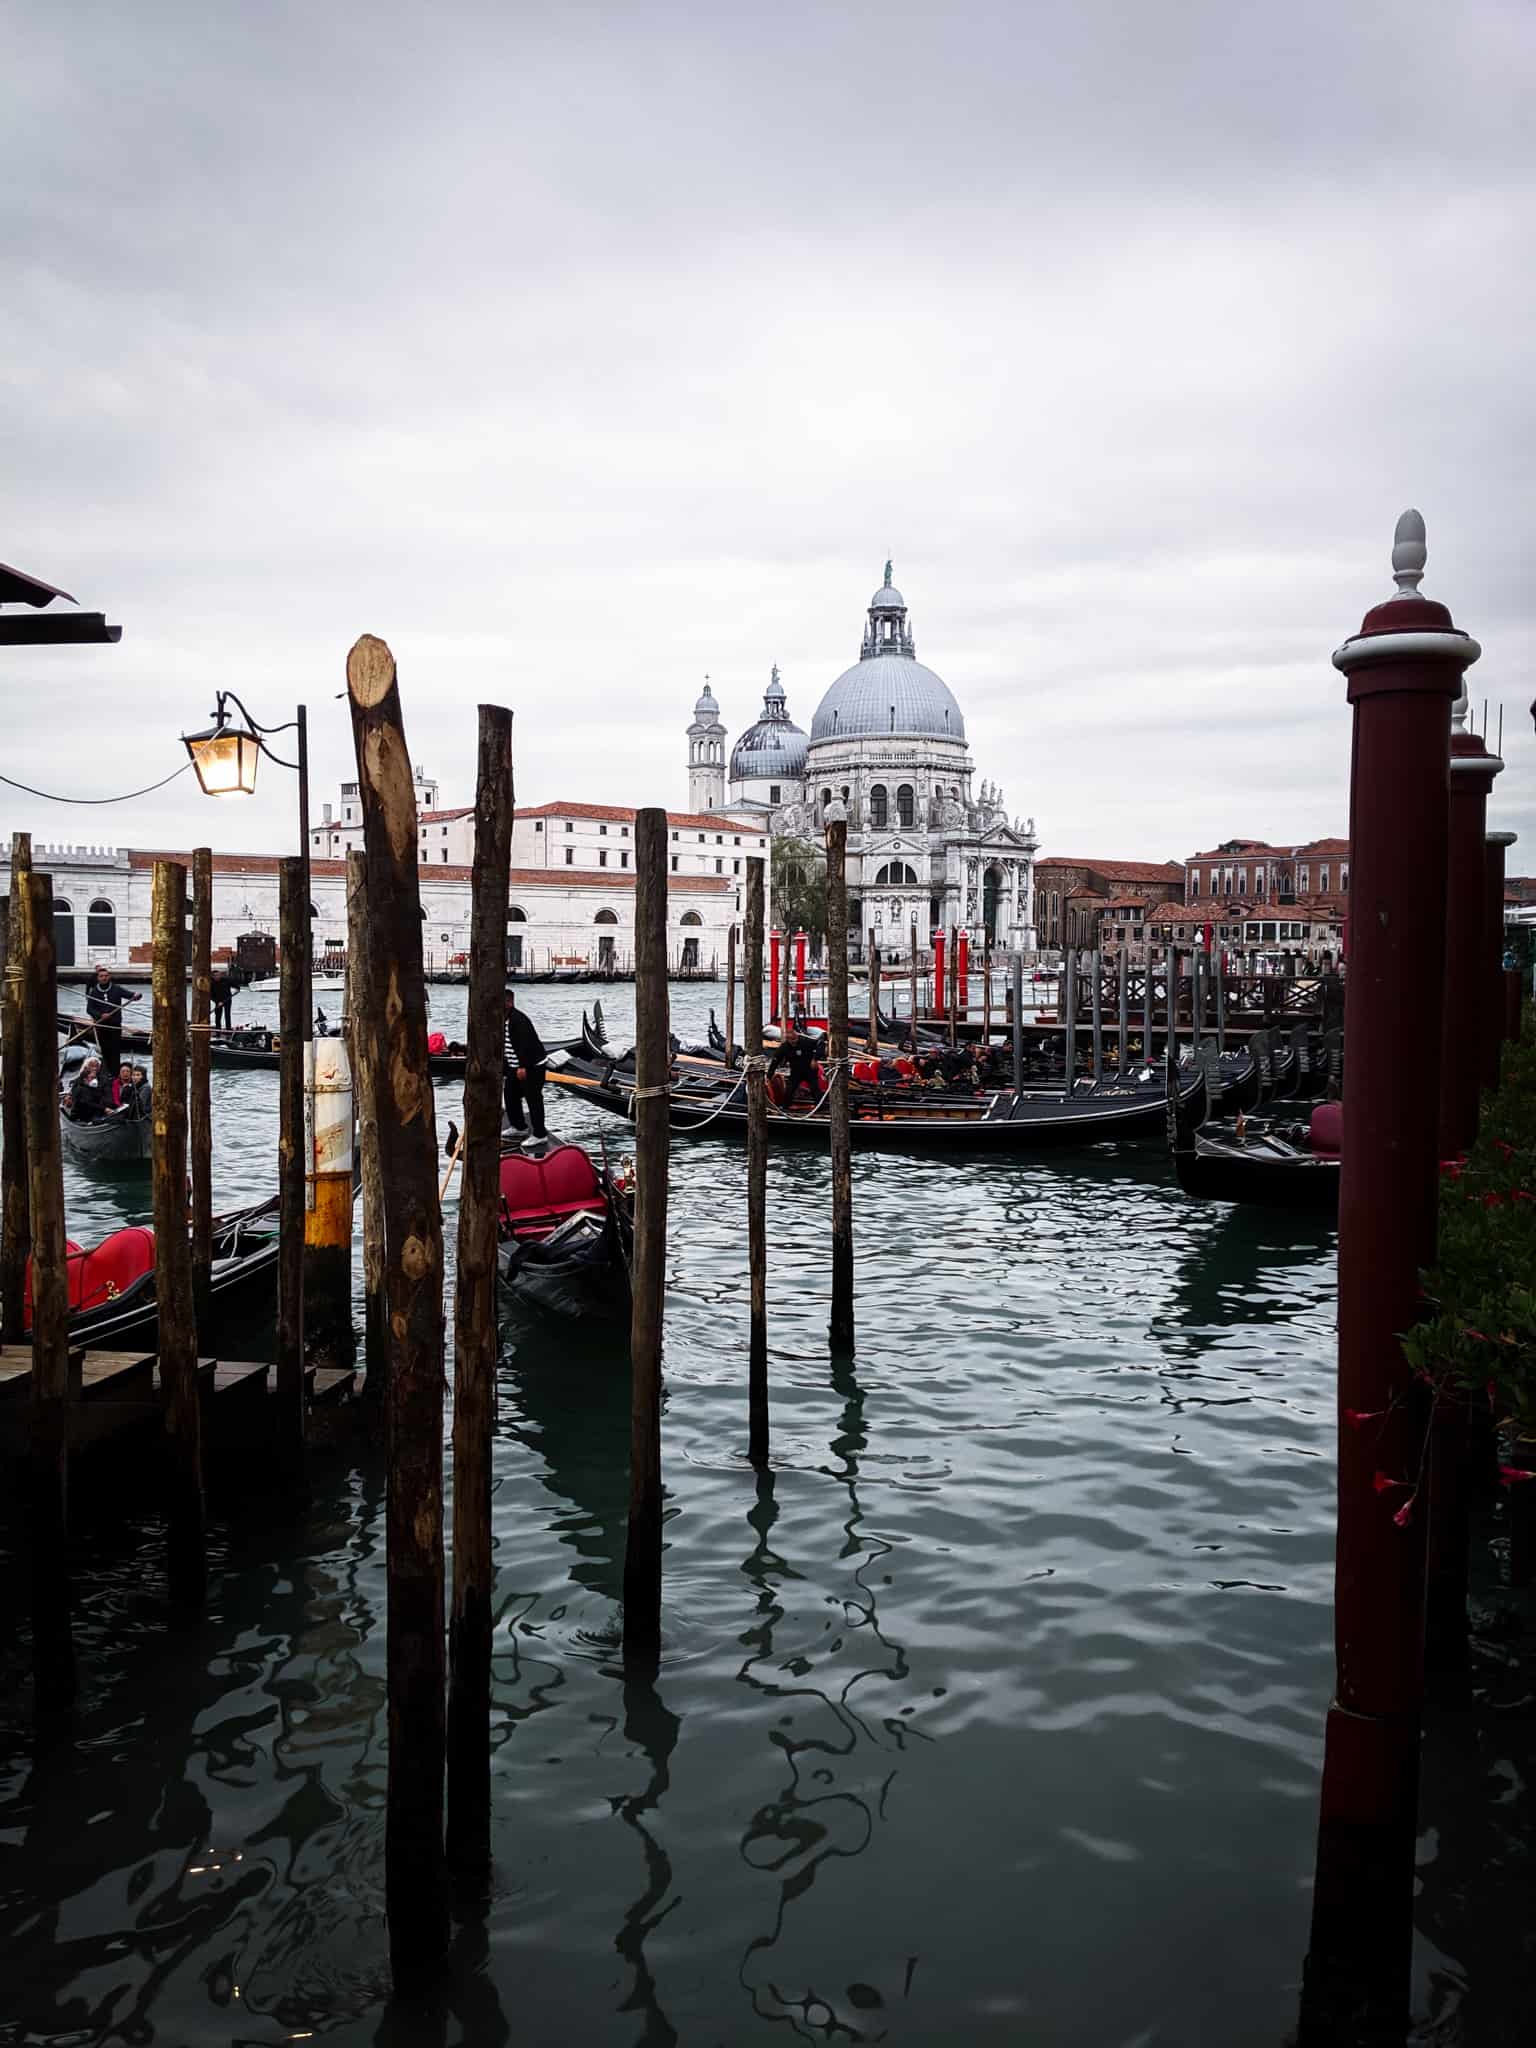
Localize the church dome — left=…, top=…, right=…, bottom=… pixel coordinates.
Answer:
left=692, top=682, right=722, bottom=723
left=730, top=665, right=808, bottom=781
left=808, top=564, right=966, bottom=744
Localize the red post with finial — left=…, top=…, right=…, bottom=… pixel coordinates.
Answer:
left=1485, top=832, right=1517, bottom=1078
left=931, top=928, right=945, bottom=1027
left=957, top=928, right=969, bottom=1015
left=793, top=928, right=807, bottom=1016
left=1302, top=512, right=1480, bottom=2040
left=1438, top=701, right=1501, bottom=1158
left=769, top=927, right=782, bottom=1032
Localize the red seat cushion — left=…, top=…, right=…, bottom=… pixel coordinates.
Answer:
left=24, top=1225, right=156, bottom=1325
left=499, top=1144, right=607, bottom=1238
left=1309, top=1102, right=1343, bottom=1155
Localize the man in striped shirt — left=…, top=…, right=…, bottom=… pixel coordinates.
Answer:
left=503, top=987, right=549, bottom=1146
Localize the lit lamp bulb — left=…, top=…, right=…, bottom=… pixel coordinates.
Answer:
left=183, top=710, right=262, bottom=797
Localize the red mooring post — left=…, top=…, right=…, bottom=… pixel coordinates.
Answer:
left=1485, top=831, right=1517, bottom=1079
left=932, top=928, right=945, bottom=1025
left=769, top=927, right=782, bottom=1032
left=957, top=928, right=969, bottom=1014
left=1438, top=694, right=1502, bottom=1158
left=793, top=929, right=807, bottom=1016
left=1301, top=512, right=1480, bottom=2043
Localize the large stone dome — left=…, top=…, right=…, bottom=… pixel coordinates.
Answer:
left=810, top=653, right=965, bottom=743
left=808, top=565, right=966, bottom=744
left=731, top=667, right=808, bottom=779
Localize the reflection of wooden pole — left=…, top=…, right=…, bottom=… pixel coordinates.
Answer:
left=1, top=831, right=32, bottom=1344
left=347, top=849, right=387, bottom=1395
left=724, top=921, right=737, bottom=1066
left=346, top=632, right=448, bottom=1989
left=276, top=858, right=307, bottom=1464
left=825, top=819, right=854, bottom=1349
left=625, top=809, right=670, bottom=1662
left=190, top=847, right=213, bottom=1331
left=745, top=860, right=768, bottom=1465
left=152, top=860, right=206, bottom=1611
left=20, top=871, right=74, bottom=1706
left=447, top=703, right=513, bottom=1888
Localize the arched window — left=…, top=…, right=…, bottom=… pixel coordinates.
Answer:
left=875, top=861, right=919, bottom=886
left=897, top=784, right=915, bottom=827
left=508, top=905, right=528, bottom=923
left=820, top=788, right=832, bottom=814
left=53, top=898, right=76, bottom=968
left=594, top=908, right=619, bottom=925
left=87, top=898, right=116, bottom=947
left=679, top=910, right=704, bottom=927
left=868, top=784, right=888, bottom=827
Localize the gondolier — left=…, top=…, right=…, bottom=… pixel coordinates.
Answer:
left=768, top=1025, right=821, bottom=1110
left=504, top=987, right=549, bottom=1145
left=87, top=964, right=142, bottom=1076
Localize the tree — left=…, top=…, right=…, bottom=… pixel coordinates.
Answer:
left=772, top=835, right=828, bottom=946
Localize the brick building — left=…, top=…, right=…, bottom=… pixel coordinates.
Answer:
left=1034, top=858, right=1185, bottom=951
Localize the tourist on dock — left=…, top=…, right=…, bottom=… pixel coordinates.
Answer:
left=768, top=1024, right=820, bottom=1110
left=66, top=1057, right=104, bottom=1121
left=87, top=964, right=141, bottom=1076
left=210, top=968, right=234, bottom=1031
left=503, top=986, right=549, bottom=1144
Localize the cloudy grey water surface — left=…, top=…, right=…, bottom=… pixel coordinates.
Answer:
left=1, top=983, right=1341, bottom=2047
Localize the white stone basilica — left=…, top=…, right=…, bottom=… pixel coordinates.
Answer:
left=690, top=565, right=1038, bottom=953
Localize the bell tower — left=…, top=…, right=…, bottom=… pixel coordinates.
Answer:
left=688, top=680, right=727, bottom=812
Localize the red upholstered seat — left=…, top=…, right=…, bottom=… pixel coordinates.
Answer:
left=24, top=1225, right=156, bottom=1326
left=1309, top=1102, right=1343, bottom=1155
left=499, top=1144, right=607, bottom=1240
left=852, top=1058, right=880, bottom=1085
left=427, top=1031, right=448, bottom=1055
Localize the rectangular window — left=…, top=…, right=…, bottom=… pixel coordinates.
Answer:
left=1190, top=870, right=1200, bottom=895
left=565, top=822, right=573, bottom=833
left=716, top=834, right=723, bottom=844
left=1320, top=866, right=1330, bottom=892
left=670, top=855, right=678, bottom=872
left=769, top=787, right=780, bottom=804
left=733, top=859, right=741, bottom=874
left=599, top=850, right=608, bottom=867
left=715, top=858, right=723, bottom=873
left=733, top=835, right=741, bottom=845
left=1262, top=921, right=1277, bottom=940
left=621, top=851, right=630, bottom=868
left=600, top=824, right=608, bottom=836
left=565, top=849, right=573, bottom=865
left=698, top=833, right=705, bottom=843
left=440, top=849, right=447, bottom=863
left=671, top=830, right=679, bottom=841
left=622, top=825, right=629, bottom=837
left=1341, top=866, right=1349, bottom=893
left=535, top=820, right=543, bottom=832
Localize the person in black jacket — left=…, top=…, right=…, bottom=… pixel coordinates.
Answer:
left=503, top=989, right=549, bottom=1142
left=768, top=1026, right=821, bottom=1110
left=86, top=964, right=142, bottom=1077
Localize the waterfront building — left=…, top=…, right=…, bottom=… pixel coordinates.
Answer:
left=306, top=765, right=474, bottom=864
left=707, top=564, right=1039, bottom=953
left=1183, top=836, right=1350, bottom=905
left=1033, top=859, right=1186, bottom=951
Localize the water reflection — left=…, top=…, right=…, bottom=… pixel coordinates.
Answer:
left=612, top=1673, right=682, bottom=2047
left=735, top=1356, right=917, bottom=2039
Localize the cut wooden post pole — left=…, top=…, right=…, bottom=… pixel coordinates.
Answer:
left=1011, top=953, right=1023, bottom=1092
left=20, top=871, right=75, bottom=1707
left=908, top=920, right=918, bottom=1051
left=190, top=848, right=214, bottom=1333
left=276, top=859, right=307, bottom=1465
left=347, top=849, right=388, bottom=1395
left=1, top=831, right=33, bottom=1344
left=745, top=859, right=769, bottom=1465
left=1117, top=945, right=1129, bottom=1074
left=947, top=923, right=958, bottom=1045
left=867, top=941, right=880, bottom=1056
left=825, top=816, right=854, bottom=1350
left=1062, top=948, right=1077, bottom=1099
left=447, top=703, right=514, bottom=1890
left=346, top=632, right=448, bottom=1989
left=982, top=942, right=993, bottom=1050
left=724, top=921, right=737, bottom=1066
left=1143, top=942, right=1154, bottom=1060
left=1091, top=947, right=1104, bottom=1084
left=151, top=861, right=206, bottom=1611
left=625, top=808, right=670, bottom=1663
left=1215, top=952, right=1226, bottom=1054
left=1301, top=514, right=1474, bottom=2043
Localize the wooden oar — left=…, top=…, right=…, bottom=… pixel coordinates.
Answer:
left=438, top=1123, right=465, bottom=1201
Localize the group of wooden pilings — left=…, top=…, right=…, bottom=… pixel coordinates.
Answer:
left=1297, top=517, right=1522, bottom=2045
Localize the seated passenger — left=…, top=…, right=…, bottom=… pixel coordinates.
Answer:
left=68, top=1058, right=104, bottom=1120
left=131, top=1065, right=153, bottom=1118
left=109, top=1062, right=135, bottom=1109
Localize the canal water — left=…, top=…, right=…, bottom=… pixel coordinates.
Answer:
left=2, top=983, right=1344, bottom=2046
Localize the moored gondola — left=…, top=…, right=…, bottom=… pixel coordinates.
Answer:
left=548, top=1047, right=1209, bottom=1152
left=1166, top=1048, right=1340, bottom=1212
left=496, top=1140, right=633, bottom=1319
left=59, top=1107, right=154, bottom=1170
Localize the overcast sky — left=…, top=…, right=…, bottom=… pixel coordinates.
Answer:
left=3, top=0, right=1532, bottom=867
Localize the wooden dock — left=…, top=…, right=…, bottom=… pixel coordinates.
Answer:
left=0, top=1344, right=355, bottom=1455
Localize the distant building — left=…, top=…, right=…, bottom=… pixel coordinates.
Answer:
left=1183, top=836, right=1350, bottom=905
left=1033, top=859, right=1186, bottom=951
left=308, top=764, right=453, bottom=860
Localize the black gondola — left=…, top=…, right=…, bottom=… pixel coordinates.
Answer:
left=548, top=1049, right=1209, bottom=1153
left=1166, top=1049, right=1340, bottom=1212
left=59, top=1107, right=154, bottom=1170
left=496, top=1140, right=633, bottom=1319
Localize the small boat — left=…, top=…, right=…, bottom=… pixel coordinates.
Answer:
left=247, top=973, right=347, bottom=994
left=59, top=1108, right=154, bottom=1170
left=1166, top=1050, right=1341, bottom=1212
left=21, top=1196, right=283, bottom=1353
left=496, top=1141, right=633, bottom=1319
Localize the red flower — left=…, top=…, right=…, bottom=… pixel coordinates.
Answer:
left=1498, top=1466, right=1536, bottom=1487
left=1513, top=1190, right=1536, bottom=1204
left=1372, top=1470, right=1408, bottom=1494
left=1494, top=1140, right=1516, bottom=1159
left=1463, top=1327, right=1492, bottom=1343
left=1343, top=1407, right=1385, bottom=1429
left=1393, top=1498, right=1416, bottom=1528
left=1440, top=1159, right=1465, bottom=1180
left=1482, top=1193, right=1506, bottom=1210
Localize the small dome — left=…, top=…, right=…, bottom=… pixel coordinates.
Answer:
left=810, top=653, right=965, bottom=744
left=870, top=584, right=906, bottom=611
left=692, top=682, right=721, bottom=722
left=730, top=664, right=807, bottom=782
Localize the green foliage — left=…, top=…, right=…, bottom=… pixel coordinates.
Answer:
left=1403, top=1015, right=1536, bottom=1434
left=772, top=835, right=828, bottom=941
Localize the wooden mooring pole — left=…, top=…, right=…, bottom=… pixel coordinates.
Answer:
left=867, top=942, right=880, bottom=1055
left=152, top=861, right=206, bottom=1611
left=346, top=633, right=448, bottom=1989
left=825, top=816, right=854, bottom=1350
left=1011, top=953, right=1023, bottom=1092
left=1090, top=947, right=1103, bottom=1084
left=1143, top=943, right=1154, bottom=1061
left=625, top=809, right=670, bottom=1664
left=745, top=860, right=768, bottom=1465
left=347, top=849, right=388, bottom=1397
left=724, top=921, right=737, bottom=1066
left=1, top=831, right=32, bottom=1344
left=276, top=858, right=307, bottom=1467
left=190, top=848, right=214, bottom=1332
left=1300, top=513, right=1473, bottom=2043
left=20, top=871, right=74, bottom=1707
left=447, top=703, right=514, bottom=1889
left=908, top=920, right=918, bottom=1051
left=1062, top=948, right=1076, bottom=1098
left=1116, top=946, right=1128, bottom=1073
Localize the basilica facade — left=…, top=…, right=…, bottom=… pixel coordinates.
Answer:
left=692, top=566, right=1038, bottom=954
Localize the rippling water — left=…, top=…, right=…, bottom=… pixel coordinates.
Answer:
left=0, top=983, right=1342, bottom=2046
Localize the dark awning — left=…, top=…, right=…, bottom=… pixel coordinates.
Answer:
left=0, top=559, right=76, bottom=607
left=0, top=557, right=120, bottom=643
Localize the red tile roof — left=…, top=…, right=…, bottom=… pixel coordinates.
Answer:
left=1035, top=857, right=1185, bottom=883
left=417, top=807, right=475, bottom=824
